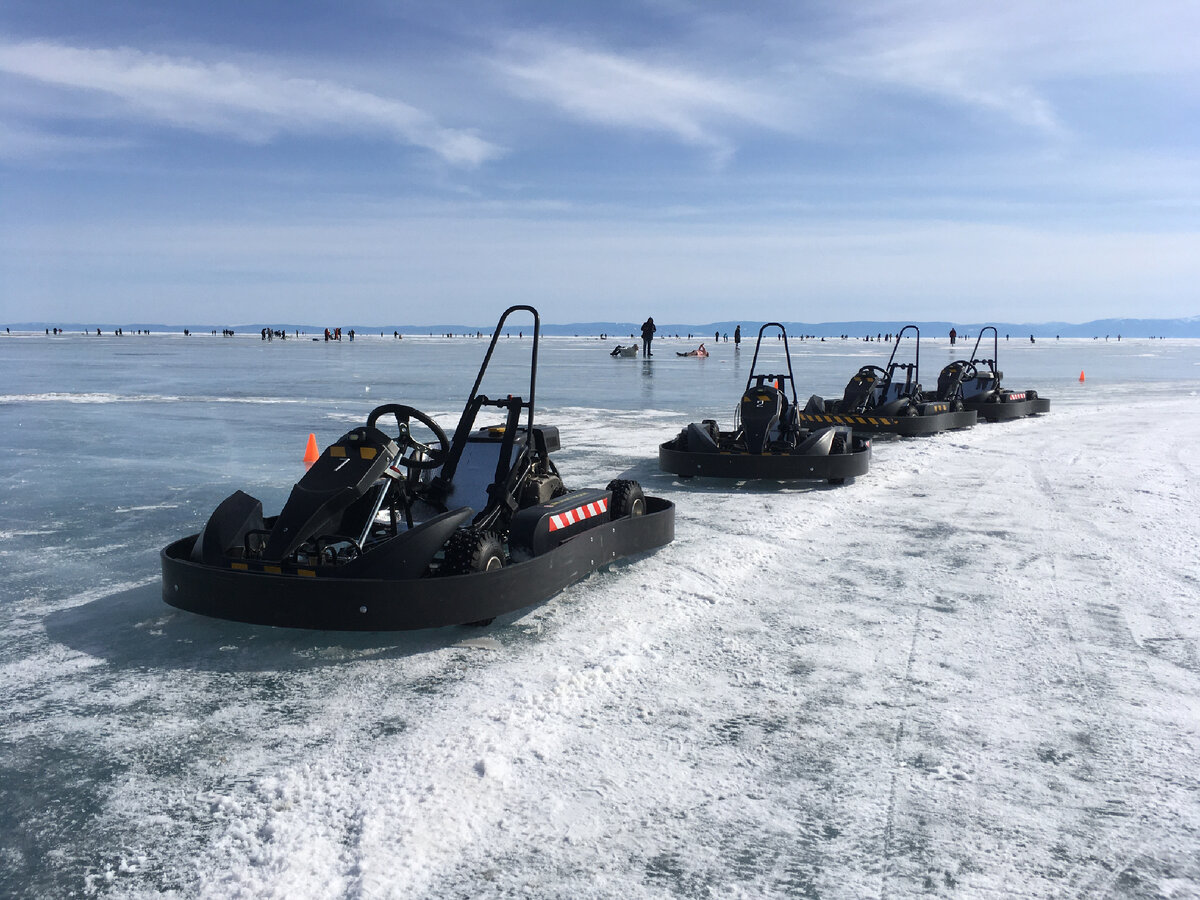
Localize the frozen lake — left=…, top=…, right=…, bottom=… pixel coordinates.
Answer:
left=2, top=329, right=1199, bottom=898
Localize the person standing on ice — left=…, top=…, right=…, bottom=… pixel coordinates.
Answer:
left=641, top=317, right=656, bottom=357
left=734, top=325, right=741, bottom=347
left=949, top=327, right=957, bottom=346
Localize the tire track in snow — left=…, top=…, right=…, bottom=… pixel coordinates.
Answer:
left=879, top=606, right=923, bottom=900
left=1026, top=411, right=1200, bottom=898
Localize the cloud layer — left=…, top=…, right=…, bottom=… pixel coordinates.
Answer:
left=1, top=1, right=1197, bottom=323
left=0, top=40, right=501, bottom=165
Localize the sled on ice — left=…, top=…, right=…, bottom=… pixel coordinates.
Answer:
left=162, top=305, right=675, bottom=630
left=659, top=323, right=870, bottom=483
left=799, top=325, right=977, bottom=436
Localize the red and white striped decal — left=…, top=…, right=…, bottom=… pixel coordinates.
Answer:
left=548, top=497, right=608, bottom=532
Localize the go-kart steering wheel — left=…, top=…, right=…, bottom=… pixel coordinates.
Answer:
left=366, top=404, right=449, bottom=470
left=858, top=365, right=889, bottom=380
left=951, top=360, right=977, bottom=380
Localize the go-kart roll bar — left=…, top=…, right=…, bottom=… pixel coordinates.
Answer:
left=969, top=325, right=999, bottom=373
left=745, top=322, right=799, bottom=406
left=885, top=325, right=921, bottom=385
left=461, top=304, right=539, bottom=431
left=431, top=305, right=541, bottom=496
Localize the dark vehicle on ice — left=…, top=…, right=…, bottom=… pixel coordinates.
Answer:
left=798, top=325, right=977, bottom=436
left=659, top=323, right=870, bottom=484
left=931, top=326, right=1051, bottom=421
left=162, top=306, right=675, bottom=630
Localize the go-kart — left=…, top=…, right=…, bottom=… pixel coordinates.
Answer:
left=161, top=306, right=675, bottom=630
left=659, top=323, right=870, bottom=483
left=933, top=326, right=1050, bottom=421
left=799, top=325, right=977, bottom=436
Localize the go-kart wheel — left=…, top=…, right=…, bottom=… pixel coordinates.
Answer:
left=903, top=402, right=920, bottom=417
left=366, top=403, right=449, bottom=470
left=606, top=479, right=646, bottom=518
left=442, top=527, right=505, bottom=575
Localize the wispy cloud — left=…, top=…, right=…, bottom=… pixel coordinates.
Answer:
left=850, top=30, right=1064, bottom=136
left=492, top=34, right=780, bottom=161
left=818, top=10, right=1070, bottom=139
left=0, top=40, right=502, bottom=165
left=815, top=0, right=1194, bottom=140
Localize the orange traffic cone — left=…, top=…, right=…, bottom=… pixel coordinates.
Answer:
left=303, top=433, right=320, bottom=465
left=1079, top=371, right=1085, bottom=383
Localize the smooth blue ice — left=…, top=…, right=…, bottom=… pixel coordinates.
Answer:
left=2, top=329, right=1199, bottom=898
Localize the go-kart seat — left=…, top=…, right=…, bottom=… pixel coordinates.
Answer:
left=740, top=384, right=784, bottom=453
left=840, top=371, right=879, bottom=412
left=937, top=362, right=967, bottom=401
left=259, top=425, right=398, bottom=561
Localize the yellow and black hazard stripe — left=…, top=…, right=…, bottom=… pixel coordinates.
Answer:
left=797, top=413, right=899, bottom=426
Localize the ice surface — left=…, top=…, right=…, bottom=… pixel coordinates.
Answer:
left=2, top=331, right=1200, bottom=898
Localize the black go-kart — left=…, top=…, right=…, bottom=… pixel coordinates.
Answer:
left=932, top=326, right=1050, bottom=421
left=799, top=325, right=977, bottom=436
left=659, top=323, right=870, bottom=484
left=162, top=305, right=675, bottom=630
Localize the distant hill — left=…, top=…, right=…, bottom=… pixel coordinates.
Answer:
left=7, top=316, right=1199, bottom=337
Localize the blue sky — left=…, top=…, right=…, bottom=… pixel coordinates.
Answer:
left=2, top=1, right=1197, bottom=326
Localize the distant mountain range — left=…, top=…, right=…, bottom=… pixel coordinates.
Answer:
left=8, top=316, right=1200, bottom=337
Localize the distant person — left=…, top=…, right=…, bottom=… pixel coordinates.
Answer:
left=641, top=317, right=656, bottom=357
left=714, top=330, right=719, bottom=342
left=1029, top=334, right=1035, bottom=343
left=734, top=325, right=741, bottom=346
left=949, top=327, right=957, bottom=346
